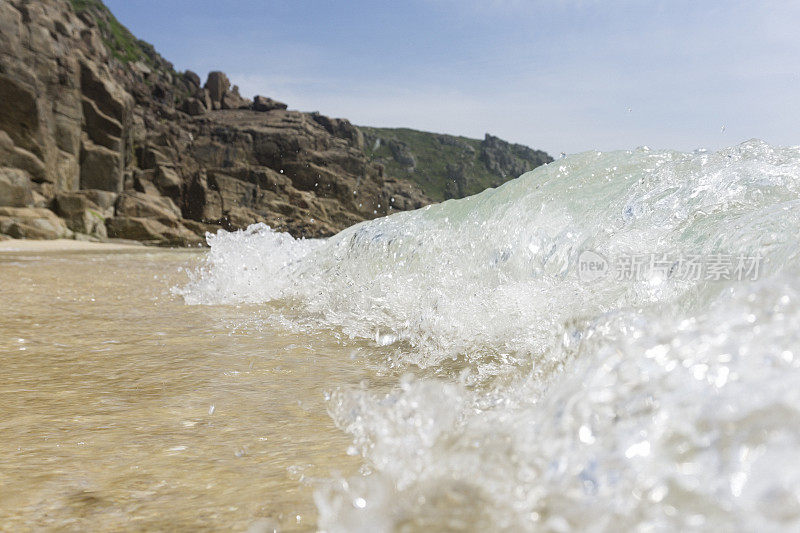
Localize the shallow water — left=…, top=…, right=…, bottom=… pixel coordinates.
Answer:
left=0, top=249, right=380, bottom=531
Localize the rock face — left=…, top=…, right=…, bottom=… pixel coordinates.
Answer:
left=0, top=0, right=550, bottom=245
left=0, top=0, right=131, bottom=239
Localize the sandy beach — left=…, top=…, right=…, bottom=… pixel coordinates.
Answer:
left=0, top=239, right=150, bottom=253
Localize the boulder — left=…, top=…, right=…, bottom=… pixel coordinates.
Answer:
left=53, top=192, right=107, bottom=237
left=115, top=191, right=181, bottom=220
left=106, top=216, right=202, bottom=246
left=54, top=191, right=93, bottom=217
left=154, top=165, right=182, bottom=200
left=0, top=168, right=33, bottom=207
left=204, top=71, right=231, bottom=105
left=80, top=189, right=118, bottom=216
left=132, top=169, right=161, bottom=196
left=131, top=61, right=152, bottom=79
left=181, top=97, right=206, bottom=116
left=183, top=70, right=201, bottom=89
left=221, top=85, right=251, bottom=110
left=252, top=95, right=287, bottom=112
left=0, top=207, right=72, bottom=239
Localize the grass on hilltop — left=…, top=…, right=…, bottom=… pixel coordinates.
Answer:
left=70, top=0, right=156, bottom=65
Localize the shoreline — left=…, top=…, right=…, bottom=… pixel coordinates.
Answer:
left=0, top=238, right=152, bottom=253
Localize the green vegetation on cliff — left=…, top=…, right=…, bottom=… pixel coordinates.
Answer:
left=359, top=127, right=553, bottom=201
left=69, top=0, right=157, bottom=65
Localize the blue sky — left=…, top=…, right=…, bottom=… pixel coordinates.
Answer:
left=105, top=0, right=800, bottom=155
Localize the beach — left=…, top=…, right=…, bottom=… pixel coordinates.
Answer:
left=0, top=239, right=146, bottom=253
left=2, top=0, right=799, bottom=528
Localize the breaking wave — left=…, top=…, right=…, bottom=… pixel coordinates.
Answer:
left=179, top=140, right=800, bottom=531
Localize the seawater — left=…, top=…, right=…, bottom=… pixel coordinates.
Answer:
left=179, top=140, right=800, bottom=532
left=0, top=248, right=366, bottom=531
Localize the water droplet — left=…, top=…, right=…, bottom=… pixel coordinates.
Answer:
left=578, top=425, right=595, bottom=444
left=625, top=440, right=651, bottom=458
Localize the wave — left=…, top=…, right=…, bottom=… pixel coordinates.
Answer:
left=179, top=140, right=800, bottom=531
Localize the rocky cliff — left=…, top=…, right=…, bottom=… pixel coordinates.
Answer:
left=0, top=0, right=550, bottom=245
left=360, top=127, right=553, bottom=201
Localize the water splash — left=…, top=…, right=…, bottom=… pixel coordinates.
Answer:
left=180, top=140, right=800, bottom=531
